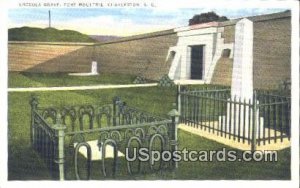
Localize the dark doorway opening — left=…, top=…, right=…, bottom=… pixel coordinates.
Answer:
left=190, top=45, right=204, bottom=80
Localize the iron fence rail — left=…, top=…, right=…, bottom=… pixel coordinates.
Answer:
left=177, top=86, right=291, bottom=149
left=30, top=96, right=179, bottom=180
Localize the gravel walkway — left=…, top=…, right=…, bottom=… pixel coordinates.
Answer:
left=8, top=83, right=158, bottom=92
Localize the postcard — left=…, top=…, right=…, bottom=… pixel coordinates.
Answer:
left=1, top=0, right=299, bottom=187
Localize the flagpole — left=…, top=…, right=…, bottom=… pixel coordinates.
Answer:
left=48, top=10, right=51, bottom=28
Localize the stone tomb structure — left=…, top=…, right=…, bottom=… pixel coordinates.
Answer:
left=167, top=22, right=234, bottom=82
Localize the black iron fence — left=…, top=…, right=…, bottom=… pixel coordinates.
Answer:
left=177, top=86, right=291, bottom=150
left=30, top=96, right=179, bottom=180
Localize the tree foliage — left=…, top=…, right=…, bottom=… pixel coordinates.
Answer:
left=189, top=11, right=229, bottom=26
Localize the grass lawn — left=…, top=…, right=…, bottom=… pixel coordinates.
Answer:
left=8, top=72, right=139, bottom=88
left=8, top=86, right=290, bottom=180
left=9, top=27, right=96, bottom=42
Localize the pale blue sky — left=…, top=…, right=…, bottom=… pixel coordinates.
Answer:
left=8, top=8, right=286, bottom=36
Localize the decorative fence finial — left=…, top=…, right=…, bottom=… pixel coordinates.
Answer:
left=30, top=95, right=39, bottom=109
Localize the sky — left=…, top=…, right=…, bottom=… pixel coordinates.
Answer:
left=8, top=8, right=286, bottom=36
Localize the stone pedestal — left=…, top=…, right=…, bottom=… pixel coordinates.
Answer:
left=219, top=100, right=264, bottom=139
left=68, top=61, right=99, bottom=76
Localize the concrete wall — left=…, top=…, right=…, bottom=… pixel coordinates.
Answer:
left=8, top=31, right=178, bottom=81
left=252, top=17, right=291, bottom=89
left=8, top=42, right=94, bottom=73
left=93, top=31, right=178, bottom=80
left=210, top=57, right=233, bottom=86
left=222, top=25, right=235, bottom=44
left=211, top=13, right=291, bottom=89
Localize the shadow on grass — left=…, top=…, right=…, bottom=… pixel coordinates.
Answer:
left=8, top=72, right=138, bottom=88
left=8, top=145, right=51, bottom=180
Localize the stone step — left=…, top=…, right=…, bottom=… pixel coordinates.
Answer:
left=178, top=123, right=290, bottom=151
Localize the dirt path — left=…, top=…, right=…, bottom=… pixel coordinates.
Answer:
left=8, top=83, right=158, bottom=92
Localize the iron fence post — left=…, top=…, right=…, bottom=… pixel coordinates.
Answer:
left=29, top=95, right=39, bottom=146
left=176, top=84, right=181, bottom=116
left=168, top=104, right=180, bottom=169
left=251, top=91, right=257, bottom=152
left=53, top=113, right=66, bottom=180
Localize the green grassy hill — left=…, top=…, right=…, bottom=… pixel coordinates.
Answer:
left=8, top=27, right=96, bottom=42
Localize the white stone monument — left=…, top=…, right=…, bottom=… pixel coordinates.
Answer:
left=91, top=61, right=98, bottom=75
left=231, top=18, right=253, bottom=100
left=219, top=18, right=263, bottom=139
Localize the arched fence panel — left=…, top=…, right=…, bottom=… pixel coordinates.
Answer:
left=29, top=96, right=179, bottom=180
